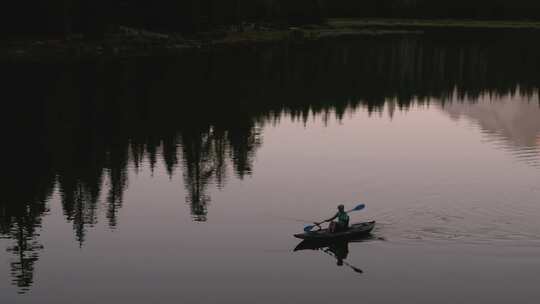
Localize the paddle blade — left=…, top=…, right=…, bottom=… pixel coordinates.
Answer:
left=303, top=225, right=316, bottom=232
left=351, top=204, right=366, bottom=211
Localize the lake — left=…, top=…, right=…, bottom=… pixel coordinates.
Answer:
left=1, top=29, right=540, bottom=303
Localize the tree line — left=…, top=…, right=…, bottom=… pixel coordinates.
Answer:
left=5, top=0, right=540, bottom=39
left=3, top=0, right=324, bottom=39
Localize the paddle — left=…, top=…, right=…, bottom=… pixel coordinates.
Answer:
left=303, top=203, right=366, bottom=232
left=322, top=248, right=363, bottom=274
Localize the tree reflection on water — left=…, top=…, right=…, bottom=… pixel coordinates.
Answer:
left=1, top=30, right=539, bottom=292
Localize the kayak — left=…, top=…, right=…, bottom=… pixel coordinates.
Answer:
left=294, top=221, right=376, bottom=240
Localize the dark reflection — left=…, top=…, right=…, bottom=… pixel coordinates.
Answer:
left=0, top=126, right=52, bottom=294
left=4, top=229, right=43, bottom=294
left=0, top=209, right=45, bottom=294
left=181, top=124, right=261, bottom=220
left=294, top=238, right=374, bottom=274
left=181, top=128, right=222, bottom=221
left=1, top=30, right=540, bottom=292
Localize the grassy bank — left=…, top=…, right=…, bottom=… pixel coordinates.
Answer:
left=329, top=18, right=540, bottom=29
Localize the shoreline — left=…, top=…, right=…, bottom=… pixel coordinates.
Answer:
left=2, top=18, right=540, bottom=63
left=330, top=18, right=540, bottom=30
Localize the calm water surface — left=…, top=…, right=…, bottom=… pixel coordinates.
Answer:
left=1, top=31, right=540, bottom=303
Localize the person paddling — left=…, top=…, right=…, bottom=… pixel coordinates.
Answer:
left=315, top=204, right=350, bottom=233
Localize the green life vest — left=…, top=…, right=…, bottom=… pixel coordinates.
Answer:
left=337, top=211, right=349, bottom=225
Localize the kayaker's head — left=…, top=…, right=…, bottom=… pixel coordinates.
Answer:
left=338, top=204, right=345, bottom=212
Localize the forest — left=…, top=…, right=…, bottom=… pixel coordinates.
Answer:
left=3, top=0, right=325, bottom=38
left=4, top=0, right=540, bottom=39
